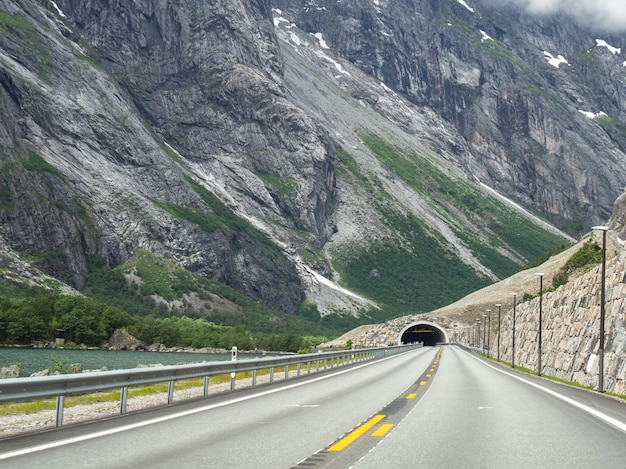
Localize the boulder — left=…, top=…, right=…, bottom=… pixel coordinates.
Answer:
left=0, top=365, right=20, bottom=379
left=105, top=328, right=145, bottom=351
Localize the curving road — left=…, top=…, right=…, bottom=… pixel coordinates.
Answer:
left=1, top=345, right=625, bottom=468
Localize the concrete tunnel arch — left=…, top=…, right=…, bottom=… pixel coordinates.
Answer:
left=399, top=321, right=449, bottom=346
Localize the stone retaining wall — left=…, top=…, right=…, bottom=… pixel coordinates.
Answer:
left=336, top=242, right=626, bottom=395
left=464, top=250, right=626, bottom=394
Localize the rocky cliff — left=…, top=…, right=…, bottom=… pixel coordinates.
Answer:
left=0, top=0, right=622, bottom=324
left=273, top=0, right=626, bottom=231
left=0, top=0, right=335, bottom=314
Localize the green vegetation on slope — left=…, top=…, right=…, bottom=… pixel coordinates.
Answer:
left=551, top=238, right=602, bottom=289
left=0, top=12, right=52, bottom=80
left=330, top=135, right=569, bottom=316
left=82, top=250, right=342, bottom=340
left=0, top=248, right=348, bottom=353
left=332, top=234, right=489, bottom=315
left=360, top=133, right=567, bottom=273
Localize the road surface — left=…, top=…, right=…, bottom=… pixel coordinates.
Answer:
left=1, top=345, right=624, bottom=468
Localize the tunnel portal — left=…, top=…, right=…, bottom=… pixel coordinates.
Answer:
left=399, top=321, right=448, bottom=346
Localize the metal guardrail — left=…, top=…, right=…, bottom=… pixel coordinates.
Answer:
left=0, top=344, right=421, bottom=428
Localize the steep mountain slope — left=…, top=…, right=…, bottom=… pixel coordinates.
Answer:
left=274, top=11, right=570, bottom=310
left=0, top=0, right=611, bottom=331
left=273, top=0, right=626, bottom=232
left=0, top=0, right=326, bottom=315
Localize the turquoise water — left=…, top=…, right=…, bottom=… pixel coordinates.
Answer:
left=0, top=347, right=262, bottom=377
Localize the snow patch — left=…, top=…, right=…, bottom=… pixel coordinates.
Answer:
left=303, top=264, right=372, bottom=303
left=578, top=110, right=607, bottom=119
left=543, top=51, right=569, bottom=68
left=289, top=32, right=302, bottom=46
left=480, top=30, right=493, bottom=42
left=312, top=32, right=329, bottom=49
left=272, top=9, right=294, bottom=29
left=49, top=0, right=66, bottom=17
left=273, top=15, right=292, bottom=28
left=457, top=0, right=474, bottom=13
left=596, top=39, right=621, bottom=55
left=315, top=50, right=350, bottom=76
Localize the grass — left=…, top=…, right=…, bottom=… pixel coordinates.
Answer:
left=22, top=150, right=64, bottom=180
left=258, top=172, right=297, bottom=197
left=528, top=87, right=567, bottom=108
left=484, top=355, right=625, bottom=396
left=0, top=12, right=52, bottom=81
left=475, top=39, right=524, bottom=67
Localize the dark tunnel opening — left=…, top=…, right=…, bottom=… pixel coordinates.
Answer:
left=400, top=323, right=447, bottom=346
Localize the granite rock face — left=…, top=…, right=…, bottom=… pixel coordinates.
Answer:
left=0, top=0, right=336, bottom=313
left=273, top=0, right=626, bottom=230
left=0, top=0, right=624, bottom=319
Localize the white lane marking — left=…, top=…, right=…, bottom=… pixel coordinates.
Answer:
left=464, top=349, right=626, bottom=433
left=0, top=348, right=431, bottom=460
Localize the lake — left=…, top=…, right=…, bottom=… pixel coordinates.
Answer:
left=0, top=347, right=265, bottom=377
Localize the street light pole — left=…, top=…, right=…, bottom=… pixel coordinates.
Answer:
left=535, top=273, right=544, bottom=376
left=511, top=293, right=517, bottom=369
left=482, top=314, right=487, bottom=353
left=495, top=303, right=501, bottom=362
left=592, top=225, right=608, bottom=393
left=476, top=318, right=480, bottom=349
left=486, top=309, right=491, bottom=355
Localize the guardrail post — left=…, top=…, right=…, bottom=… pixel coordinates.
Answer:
left=297, top=362, right=301, bottom=376
left=168, top=380, right=175, bottom=404
left=203, top=376, right=209, bottom=397
left=120, top=386, right=128, bottom=414
left=270, top=367, right=274, bottom=383
left=284, top=364, right=289, bottom=380
left=307, top=361, right=311, bottom=375
left=55, top=395, right=64, bottom=427
left=252, top=369, right=257, bottom=386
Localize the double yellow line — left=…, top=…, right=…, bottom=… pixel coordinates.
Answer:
left=328, top=347, right=443, bottom=452
left=328, top=414, right=391, bottom=451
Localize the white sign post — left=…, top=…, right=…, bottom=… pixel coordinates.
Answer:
left=230, top=346, right=237, bottom=390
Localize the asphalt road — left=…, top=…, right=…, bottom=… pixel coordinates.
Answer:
left=353, top=346, right=626, bottom=468
left=1, top=345, right=625, bottom=468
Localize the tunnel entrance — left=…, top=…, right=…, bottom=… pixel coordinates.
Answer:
left=399, top=321, right=448, bottom=346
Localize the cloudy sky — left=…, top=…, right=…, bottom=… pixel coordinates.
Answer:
left=488, top=0, right=626, bottom=32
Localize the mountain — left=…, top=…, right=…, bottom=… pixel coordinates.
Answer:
left=0, top=0, right=622, bottom=332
